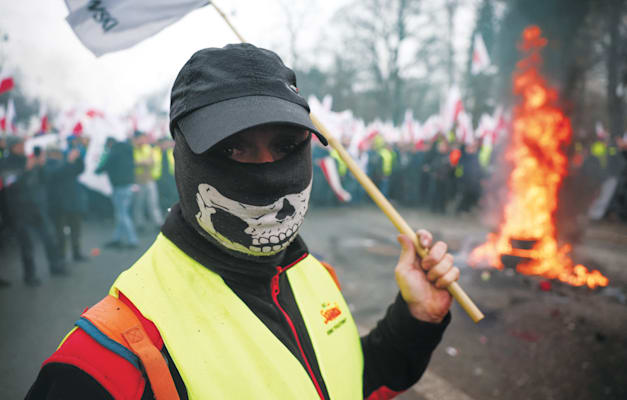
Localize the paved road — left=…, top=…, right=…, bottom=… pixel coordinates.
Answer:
left=1, top=205, right=625, bottom=399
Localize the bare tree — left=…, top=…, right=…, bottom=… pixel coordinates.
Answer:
left=331, top=0, right=435, bottom=124
left=445, top=0, right=459, bottom=88
left=276, top=0, right=316, bottom=70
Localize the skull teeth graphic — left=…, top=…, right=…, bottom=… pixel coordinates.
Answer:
left=195, top=182, right=311, bottom=256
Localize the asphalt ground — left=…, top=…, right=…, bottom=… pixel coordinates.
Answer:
left=1, top=205, right=626, bottom=399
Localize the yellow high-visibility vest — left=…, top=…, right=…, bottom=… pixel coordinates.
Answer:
left=111, top=234, right=364, bottom=399
left=591, top=141, right=608, bottom=169
left=133, top=144, right=154, bottom=178
left=479, top=143, right=492, bottom=169
left=379, top=148, right=395, bottom=177
left=151, top=147, right=163, bottom=180
left=167, top=148, right=175, bottom=175
left=330, top=149, right=347, bottom=177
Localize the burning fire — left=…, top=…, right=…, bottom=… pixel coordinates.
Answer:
left=468, top=26, right=609, bottom=289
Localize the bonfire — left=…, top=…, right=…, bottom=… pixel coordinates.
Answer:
left=468, top=26, right=609, bottom=289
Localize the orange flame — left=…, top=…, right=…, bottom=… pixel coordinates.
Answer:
left=468, top=26, right=609, bottom=289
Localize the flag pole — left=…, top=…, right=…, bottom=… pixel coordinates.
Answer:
left=210, top=2, right=246, bottom=43
left=210, top=2, right=484, bottom=323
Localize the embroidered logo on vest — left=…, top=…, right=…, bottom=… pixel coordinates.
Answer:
left=321, top=301, right=347, bottom=335
left=320, top=302, right=342, bottom=324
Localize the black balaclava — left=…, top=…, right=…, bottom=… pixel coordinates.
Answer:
left=173, top=126, right=313, bottom=262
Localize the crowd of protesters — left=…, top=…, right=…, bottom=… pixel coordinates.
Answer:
left=0, top=131, right=176, bottom=287
left=310, top=131, right=627, bottom=223
left=1, top=124, right=626, bottom=287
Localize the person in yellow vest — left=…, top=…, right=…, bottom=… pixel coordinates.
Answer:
left=154, top=137, right=178, bottom=214
left=26, top=44, right=459, bottom=400
left=132, top=131, right=164, bottom=233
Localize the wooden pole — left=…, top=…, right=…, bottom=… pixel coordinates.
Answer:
left=210, top=2, right=484, bottom=323
left=211, top=2, right=247, bottom=43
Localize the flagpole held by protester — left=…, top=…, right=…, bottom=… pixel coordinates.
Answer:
left=210, top=1, right=484, bottom=323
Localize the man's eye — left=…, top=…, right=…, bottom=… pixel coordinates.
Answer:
left=277, top=142, right=298, bottom=154
left=275, top=134, right=308, bottom=154
left=215, top=144, right=242, bottom=158
left=220, top=146, right=234, bottom=156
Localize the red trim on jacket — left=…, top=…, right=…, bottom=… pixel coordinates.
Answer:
left=41, top=292, right=164, bottom=400
left=366, top=385, right=403, bottom=400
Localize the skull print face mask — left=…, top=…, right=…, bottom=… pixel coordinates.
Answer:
left=174, top=127, right=313, bottom=260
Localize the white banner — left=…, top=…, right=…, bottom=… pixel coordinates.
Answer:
left=65, top=0, right=210, bottom=56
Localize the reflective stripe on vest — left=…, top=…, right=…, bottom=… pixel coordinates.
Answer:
left=112, top=234, right=363, bottom=399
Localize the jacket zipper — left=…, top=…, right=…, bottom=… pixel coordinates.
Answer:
left=271, top=260, right=325, bottom=400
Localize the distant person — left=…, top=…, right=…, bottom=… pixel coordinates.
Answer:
left=154, top=137, right=178, bottom=214
left=96, top=137, right=138, bottom=249
left=456, top=141, right=482, bottom=213
left=0, top=137, right=12, bottom=287
left=132, top=131, right=163, bottom=233
left=606, top=136, right=627, bottom=221
left=44, top=142, right=87, bottom=262
left=425, top=137, right=451, bottom=214
left=0, top=136, right=67, bottom=286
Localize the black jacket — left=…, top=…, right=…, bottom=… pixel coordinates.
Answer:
left=45, top=157, right=86, bottom=215
left=0, top=154, right=47, bottom=224
left=96, top=141, right=135, bottom=187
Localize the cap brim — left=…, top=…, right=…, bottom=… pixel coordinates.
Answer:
left=177, top=96, right=327, bottom=154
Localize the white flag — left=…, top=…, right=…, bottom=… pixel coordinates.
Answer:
left=471, top=33, right=491, bottom=75
left=65, top=0, right=211, bottom=57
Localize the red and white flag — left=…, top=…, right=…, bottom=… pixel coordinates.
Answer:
left=86, top=108, right=106, bottom=118
left=422, top=115, right=442, bottom=141
left=455, top=111, right=473, bottom=144
left=2, top=98, right=16, bottom=133
left=442, top=86, right=463, bottom=132
left=0, top=64, right=14, bottom=95
left=0, top=105, right=5, bottom=132
left=72, top=121, right=84, bottom=136
left=475, top=113, right=495, bottom=141
left=489, top=106, right=509, bottom=145
left=65, top=0, right=210, bottom=57
left=317, top=157, right=352, bottom=203
left=471, top=33, right=491, bottom=75
left=402, top=110, right=417, bottom=144
left=38, top=103, right=50, bottom=134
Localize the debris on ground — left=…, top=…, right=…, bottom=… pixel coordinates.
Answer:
left=445, top=346, right=458, bottom=357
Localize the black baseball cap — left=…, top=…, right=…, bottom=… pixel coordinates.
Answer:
left=169, top=43, right=327, bottom=154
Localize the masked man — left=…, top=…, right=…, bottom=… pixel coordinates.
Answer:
left=27, top=44, right=459, bottom=400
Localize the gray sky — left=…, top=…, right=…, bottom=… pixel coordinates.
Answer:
left=0, top=1, right=344, bottom=113
left=0, top=0, right=474, bottom=115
